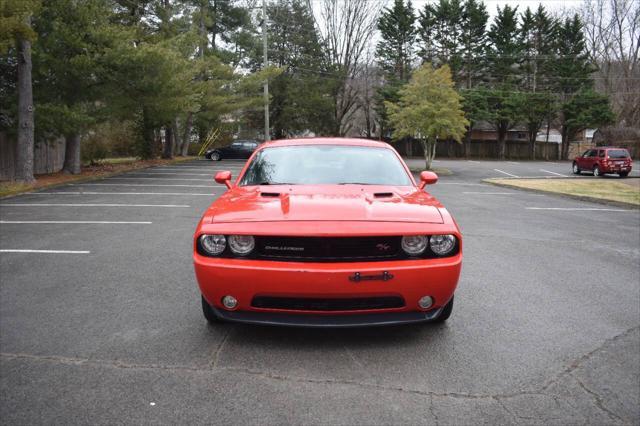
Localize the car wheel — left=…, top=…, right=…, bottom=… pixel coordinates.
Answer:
left=202, top=296, right=223, bottom=324
left=432, top=296, right=454, bottom=323
left=572, top=162, right=581, bottom=174
left=619, top=172, right=629, bottom=178
left=593, top=165, right=601, bottom=177
left=210, top=152, right=221, bottom=161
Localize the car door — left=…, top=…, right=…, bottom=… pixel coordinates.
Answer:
left=581, top=149, right=596, bottom=169
left=226, top=142, right=244, bottom=159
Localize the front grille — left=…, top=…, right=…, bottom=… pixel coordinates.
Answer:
left=251, top=296, right=405, bottom=311
left=255, top=236, right=402, bottom=262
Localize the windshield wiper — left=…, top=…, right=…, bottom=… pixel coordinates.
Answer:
left=259, top=181, right=295, bottom=185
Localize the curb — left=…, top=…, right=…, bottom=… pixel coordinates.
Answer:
left=483, top=179, right=640, bottom=209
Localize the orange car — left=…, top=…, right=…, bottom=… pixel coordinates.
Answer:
left=193, top=138, right=462, bottom=327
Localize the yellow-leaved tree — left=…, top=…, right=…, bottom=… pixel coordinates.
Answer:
left=387, top=64, right=468, bottom=170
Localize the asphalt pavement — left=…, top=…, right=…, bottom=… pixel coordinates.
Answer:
left=1, top=158, right=638, bottom=425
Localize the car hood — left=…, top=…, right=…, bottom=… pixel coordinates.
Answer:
left=205, top=185, right=444, bottom=223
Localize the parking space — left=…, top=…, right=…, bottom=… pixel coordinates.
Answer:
left=1, top=158, right=638, bottom=424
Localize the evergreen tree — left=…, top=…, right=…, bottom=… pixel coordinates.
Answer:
left=418, top=0, right=464, bottom=79
left=376, top=0, right=416, bottom=81
left=459, top=0, right=488, bottom=89
left=487, top=4, right=521, bottom=86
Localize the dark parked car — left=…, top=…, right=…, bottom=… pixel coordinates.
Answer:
left=206, top=140, right=260, bottom=161
left=573, top=147, right=633, bottom=177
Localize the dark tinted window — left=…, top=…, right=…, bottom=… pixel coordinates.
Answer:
left=231, top=142, right=243, bottom=148
left=587, top=150, right=598, bottom=157
left=243, top=142, right=257, bottom=149
left=239, top=145, right=412, bottom=186
left=598, top=150, right=605, bottom=157
left=607, top=149, right=629, bottom=159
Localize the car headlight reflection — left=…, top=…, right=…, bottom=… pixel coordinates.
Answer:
left=429, top=235, right=456, bottom=256
left=228, top=235, right=255, bottom=256
left=199, top=234, right=226, bottom=256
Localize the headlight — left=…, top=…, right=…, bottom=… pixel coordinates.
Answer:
left=429, top=235, right=456, bottom=256
left=401, top=235, right=428, bottom=255
left=228, top=235, right=255, bottom=256
left=199, top=234, right=226, bottom=256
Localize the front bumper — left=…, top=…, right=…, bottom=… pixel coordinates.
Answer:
left=194, top=254, right=461, bottom=325
left=209, top=305, right=443, bottom=327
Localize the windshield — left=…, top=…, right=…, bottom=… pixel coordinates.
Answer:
left=607, top=149, right=629, bottom=159
left=239, top=145, right=413, bottom=186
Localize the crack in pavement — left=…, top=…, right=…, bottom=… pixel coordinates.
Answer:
left=1, top=324, right=637, bottom=421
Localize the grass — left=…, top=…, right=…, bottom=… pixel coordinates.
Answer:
left=486, top=178, right=640, bottom=206
left=0, top=156, right=197, bottom=198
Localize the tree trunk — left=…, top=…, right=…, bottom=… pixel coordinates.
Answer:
left=421, top=138, right=436, bottom=170
left=180, top=112, right=193, bottom=156
left=162, top=126, right=174, bottom=159
left=560, top=127, right=569, bottom=160
left=173, top=118, right=182, bottom=156
left=63, top=133, right=82, bottom=174
left=497, top=126, right=507, bottom=160
left=14, top=35, right=35, bottom=183
left=528, top=131, right=536, bottom=161
left=463, top=127, right=472, bottom=158
left=140, top=107, right=155, bottom=159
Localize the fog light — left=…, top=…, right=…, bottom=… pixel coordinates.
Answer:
left=418, top=296, right=434, bottom=310
left=222, top=295, right=238, bottom=310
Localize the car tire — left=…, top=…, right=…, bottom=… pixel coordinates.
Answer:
left=572, top=162, right=581, bottom=174
left=593, top=165, right=601, bottom=177
left=210, top=152, right=221, bottom=161
left=619, top=172, right=629, bottom=178
left=432, top=296, right=454, bottom=323
left=202, top=296, right=223, bottom=324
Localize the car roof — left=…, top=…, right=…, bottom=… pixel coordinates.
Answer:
left=259, top=137, right=391, bottom=149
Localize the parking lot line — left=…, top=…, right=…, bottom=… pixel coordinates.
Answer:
left=0, top=220, right=152, bottom=224
left=71, top=183, right=217, bottom=188
left=126, top=172, right=213, bottom=176
left=540, top=169, right=568, bottom=177
left=0, top=249, right=90, bottom=254
left=28, top=192, right=216, bottom=196
left=525, top=207, right=632, bottom=212
left=493, top=169, right=519, bottom=178
left=462, top=192, right=516, bottom=195
left=0, top=203, right=190, bottom=208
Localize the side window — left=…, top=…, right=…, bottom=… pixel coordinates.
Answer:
left=582, top=150, right=591, bottom=158
left=231, top=142, right=243, bottom=149
left=587, top=150, right=597, bottom=157
left=598, top=150, right=605, bottom=158
left=243, top=142, right=256, bottom=149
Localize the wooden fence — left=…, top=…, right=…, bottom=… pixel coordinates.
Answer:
left=391, top=139, right=560, bottom=160
left=0, top=132, right=66, bottom=180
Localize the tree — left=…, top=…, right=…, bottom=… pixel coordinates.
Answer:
left=459, top=0, right=489, bottom=89
left=375, top=0, right=415, bottom=140
left=1, top=0, right=40, bottom=182
left=553, top=14, right=598, bottom=159
left=560, top=89, right=615, bottom=153
left=387, top=64, right=468, bottom=170
left=316, top=0, right=380, bottom=135
left=487, top=4, right=521, bottom=87
left=484, top=88, right=526, bottom=159
left=418, top=0, right=465, bottom=79
left=376, top=0, right=416, bottom=82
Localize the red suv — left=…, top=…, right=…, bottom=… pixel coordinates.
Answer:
left=573, top=147, right=633, bottom=178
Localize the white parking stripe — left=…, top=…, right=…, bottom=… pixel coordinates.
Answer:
left=0, top=221, right=152, bottom=224
left=507, top=161, right=520, bottom=164
left=493, top=169, right=519, bottom=178
left=540, top=169, right=568, bottom=177
left=467, top=160, right=481, bottom=164
left=125, top=172, right=213, bottom=176
left=526, top=207, right=632, bottom=212
left=71, top=183, right=216, bottom=188
left=28, top=192, right=216, bottom=196
left=463, top=192, right=516, bottom=195
left=0, top=203, right=190, bottom=208
left=0, top=249, right=90, bottom=254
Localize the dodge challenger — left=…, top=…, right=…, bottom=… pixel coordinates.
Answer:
left=193, top=138, right=462, bottom=327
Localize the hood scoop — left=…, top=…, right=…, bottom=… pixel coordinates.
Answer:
left=260, top=192, right=281, bottom=197
left=373, top=192, right=394, bottom=198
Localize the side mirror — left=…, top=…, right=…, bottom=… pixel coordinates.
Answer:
left=419, top=171, right=438, bottom=190
left=215, top=171, right=232, bottom=189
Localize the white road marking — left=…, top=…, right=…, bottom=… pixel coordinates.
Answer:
left=28, top=192, right=216, bottom=196
left=108, top=177, right=213, bottom=181
left=125, top=172, right=213, bottom=176
left=526, top=207, right=633, bottom=212
left=507, top=161, right=520, bottom=164
left=467, top=160, right=481, bottom=164
left=493, top=169, right=519, bottom=178
left=493, top=169, right=520, bottom=177
left=438, top=183, right=488, bottom=186
left=0, top=203, right=190, bottom=208
left=0, top=220, right=152, bottom=224
left=540, top=169, right=568, bottom=177
left=71, top=183, right=216, bottom=188
left=0, top=249, right=90, bottom=254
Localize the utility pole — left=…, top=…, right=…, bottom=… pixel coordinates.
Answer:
left=262, top=0, right=270, bottom=141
